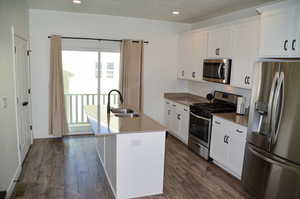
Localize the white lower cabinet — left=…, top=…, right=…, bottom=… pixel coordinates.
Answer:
left=210, top=116, right=247, bottom=179
left=164, top=100, right=189, bottom=145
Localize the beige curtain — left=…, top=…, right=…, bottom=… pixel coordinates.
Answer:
left=120, top=40, right=144, bottom=113
left=49, top=35, right=68, bottom=136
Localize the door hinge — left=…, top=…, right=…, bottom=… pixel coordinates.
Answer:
left=26, top=50, right=32, bottom=56
left=29, top=125, right=32, bottom=130
left=28, top=89, right=31, bottom=94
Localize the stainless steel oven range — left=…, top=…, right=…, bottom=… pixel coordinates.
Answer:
left=188, top=91, right=239, bottom=160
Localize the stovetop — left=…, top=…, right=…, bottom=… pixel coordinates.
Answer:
left=190, top=101, right=236, bottom=118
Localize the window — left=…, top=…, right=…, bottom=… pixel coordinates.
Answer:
left=106, top=62, right=114, bottom=78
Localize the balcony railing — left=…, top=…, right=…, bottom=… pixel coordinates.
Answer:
left=64, top=93, right=119, bottom=125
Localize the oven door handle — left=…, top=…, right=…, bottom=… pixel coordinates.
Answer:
left=218, top=63, right=222, bottom=78
left=190, top=112, right=211, bottom=121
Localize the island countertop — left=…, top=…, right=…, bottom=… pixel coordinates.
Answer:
left=85, top=105, right=167, bottom=136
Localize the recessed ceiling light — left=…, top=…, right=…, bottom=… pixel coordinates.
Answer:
left=172, top=10, right=180, bottom=15
left=72, top=0, right=82, bottom=4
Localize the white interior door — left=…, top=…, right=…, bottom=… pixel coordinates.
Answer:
left=14, top=36, right=32, bottom=163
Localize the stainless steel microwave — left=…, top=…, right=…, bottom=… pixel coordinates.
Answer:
left=203, top=59, right=231, bottom=84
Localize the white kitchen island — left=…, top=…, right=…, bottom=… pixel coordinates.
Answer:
left=85, top=105, right=167, bottom=199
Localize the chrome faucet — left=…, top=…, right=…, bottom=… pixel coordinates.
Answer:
left=107, top=89, right=124, bottom=113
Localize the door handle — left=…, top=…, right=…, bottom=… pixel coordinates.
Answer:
left=271, top=72, right=285, bottom=145
left=22, top=101, right=29, bottom=106
left=181, top=70, right=185, bottom=77
left=284, top=40, right=288, bottom=51
left=292, top=39, right=296, bottom=51
left=267, top=72, right=279, bottom=143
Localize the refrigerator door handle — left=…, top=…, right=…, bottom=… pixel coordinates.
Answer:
left=266, top=72, right=279, bottom=141
left=248, top=144, right=300, bottom=173
left=271, top=72, right=285, bottom=145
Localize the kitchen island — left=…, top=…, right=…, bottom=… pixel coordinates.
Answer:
left=85, top=105, right=167, bottom=199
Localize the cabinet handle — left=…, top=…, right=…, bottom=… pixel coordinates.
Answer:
left=166, top=102, right=170, bottom=104
left=192, top=72, right=196, bottom=78
left=236, top=129, right=244, bottom=133
left=172, top=104, right=176, bottom=107
left=226, top=136, right=230, bottom=144
left=224, top=135, right=229, bottom=144
left=244, top=76, right=250, bottom=85
left=215, top=121, right=221, bottom=125
left=284, top=40, right=288, bottom=51
left=216, top=48, right=220, bottom=56
left=168, top=110, right=171, bottom=115
left=292, top=39, right=296, bottom=51
left=181, top=70, right=185, bottom=77
left=177, top=114, right=181, bottom=120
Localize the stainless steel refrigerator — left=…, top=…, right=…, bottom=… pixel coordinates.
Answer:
left=242, top=59, right=300, bottom=199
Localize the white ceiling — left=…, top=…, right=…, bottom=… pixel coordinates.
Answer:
left=27, top=0, right=276, bottom=23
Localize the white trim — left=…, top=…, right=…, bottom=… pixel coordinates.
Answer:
left=11, top=26, right=22, bottom=165
left=5, top=164, right=22, bottom=199
left=96, top=146, right=117, bottom=198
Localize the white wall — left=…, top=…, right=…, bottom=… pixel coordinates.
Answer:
left=0, top=0, right=29, bottom=191
left=29, top=9, right=190, bottom=138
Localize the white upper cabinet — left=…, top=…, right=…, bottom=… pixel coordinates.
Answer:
left=291, top=4, right=300, bottom=57
left=258, top=1, right=300, bottom=58
left=178, top=32, right=192, bottom=80
left=231, top=18, right=260, bottom=89
left=207, top=27, right=232, bottom=58
left=177, top=31, right=208, bottom=81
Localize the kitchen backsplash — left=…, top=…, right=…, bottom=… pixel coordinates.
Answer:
left=188, top=81, right=252, bottom=108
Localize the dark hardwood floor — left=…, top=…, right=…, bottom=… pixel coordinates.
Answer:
left=11, top=135, right=251, bottom=199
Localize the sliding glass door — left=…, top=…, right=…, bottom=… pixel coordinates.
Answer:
left=62, top=40, right=120, bottom=134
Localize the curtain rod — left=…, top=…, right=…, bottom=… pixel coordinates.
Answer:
left=47, top=36, right=149, bottom=44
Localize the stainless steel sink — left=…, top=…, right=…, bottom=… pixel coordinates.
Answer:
left=111, top=108, right=134, bottom=114
left=114, top=113, right=140, bottom=118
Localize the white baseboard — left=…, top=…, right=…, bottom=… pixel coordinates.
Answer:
left=5, top=164, right=22, bottom=199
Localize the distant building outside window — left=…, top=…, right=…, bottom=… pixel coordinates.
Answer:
left=106, top=62, right=114, bottom=78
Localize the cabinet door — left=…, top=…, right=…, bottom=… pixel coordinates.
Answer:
left=259, top=7, right=295, bottom=57
left=177, top=104, right=190, bottom=144
left=210, top=118, right=229, bottom=165
left=170, top=103, right=180, bottom=136
left=227, top=125, right=247, bottom=178
left=207, top=27, right=232, bottom=58
left=178, top=32, right=193, bottom=80
left=190, top=31, right=208, bottom=82
left=164, top=100, right=172, bottom=128
left=231, top=18, right=259, bottom=89
left=291, top=4, right=300, bottom=57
